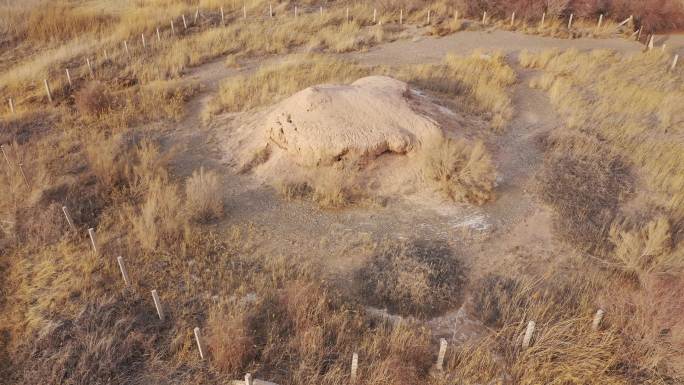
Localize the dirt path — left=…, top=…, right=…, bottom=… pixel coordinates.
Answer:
left=160, top=27, right=643, bottom=337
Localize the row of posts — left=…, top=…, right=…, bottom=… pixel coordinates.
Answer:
left=2, top=5, right=680, bottom=115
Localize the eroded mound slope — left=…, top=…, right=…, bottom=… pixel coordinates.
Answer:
left=264, top=76, right=443, bottom=166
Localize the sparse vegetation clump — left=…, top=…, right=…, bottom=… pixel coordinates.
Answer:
left=186, top=167, right=224, bottom=222
left=420, top=137, right=497, bottom=205
left=355, top=240, right=465, bottom=318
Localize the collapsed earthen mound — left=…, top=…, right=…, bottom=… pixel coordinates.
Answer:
left=264, top=76, right=443, bottom=166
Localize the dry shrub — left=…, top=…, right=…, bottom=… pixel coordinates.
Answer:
left=185, top=167, right=223, bottom=222
left=74, top=81, right=113, bottom=117
left=609, top=216, right=682, bottom=280
left=354, top=239, right=465, bottom=318
left=278, top=179, right=314, bottom=201
left=538, top=133, right=632, bottom=252
left=470, top=274, right=525, bottom=328
left=85, top=132, right=128, bottom=191
left=312, top=168, right=350, bottom=209
left=420, top=137, right=496, bottom=205
left=25, top=3, right=116, bottom=42
left=127, top=178, right=185, bottom=251
left=17, top=294, right=160, bottom=385
left=400, top=52, right=516, bottom=130
left=208, top=305, right=254, bottom=374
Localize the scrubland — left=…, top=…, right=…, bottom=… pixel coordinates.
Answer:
left=1, top=0, right=683, bottom=384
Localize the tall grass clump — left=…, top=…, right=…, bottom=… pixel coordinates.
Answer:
left=185, top=167, right=224, bottom=222
left=420, top=137, right=497, bottom=205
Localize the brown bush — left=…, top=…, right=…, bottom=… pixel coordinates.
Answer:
left=74, top=81, right=113, bottom=117
left=185, top=167, right=223, bottom=222
left=208, top=306, right=254, bottom=374
left=420, top=137, right=497, bottom=205
left=354, top=239, right=465, bottom=318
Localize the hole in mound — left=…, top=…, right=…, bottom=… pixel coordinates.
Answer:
left=354, top=239, right=466, bottom=319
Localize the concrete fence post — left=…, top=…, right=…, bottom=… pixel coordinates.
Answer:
left=351, top=352, right=358, bottom=382
left=522, top=321, right=535, bottom=349
left=194, top=327, right=206, bottom=359
left=151, top=289, right=165, bottom=320
left=592, top=309, right=604, bottom=330
left=436, top=338, right=447, bottom=370
left=88, top=227, right=97, bottom=253
left=117, top=256, right=131, bottom=286
left=62, top=206, right=75, bottom=231
left=43, top=79, right=53, bottom=102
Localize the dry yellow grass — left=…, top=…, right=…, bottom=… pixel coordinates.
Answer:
left=185, top=167, right=224, bottom=222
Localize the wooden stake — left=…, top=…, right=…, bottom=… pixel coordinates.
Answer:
left=522, top=321, right=535, bottom=349
left=104, top=49, right=108, bottom=60
left=141, top=33, right=146, bottom=48
left=43, top=79, right=52, bottom=103
left=62, top=206, right=75, bottom=231
left=117, top=256, right=131, bottom=286
left=65, top=68, right=72, bottom=87
left=511, top=12, right=515, bottom=26
left=436, top=338, right=447, bottom=370
left=182, top=14, right=187, bottom=29
left=86, top=58, right=94, bottom=78
left=672, top=54, right=679, bottom=70
left=319, top=6, right=322, bottom=16
left=245, top=373, right=253, bottom=385
left=617, top=16, right=632, bottom=27
left=220, top=7, right=224, bottom=23
left=18, top=163, right=29, bottom=187
left=662, top=44, right=667, bottom=52
left=124, top=40, right=130, bottom=55
left=351, top=352, right=358, bottom=383
left=540, top=12, right=546, bottom=28
left=8, top=98, right=15, bottom=114
left=592, top=309, right=604, bottom=330
left=400, top=9, right=403, bottom=24
left=648, top=35, right=654, bottom=50
left=373, top=8, right=376, bottom=23
left=427, top=9, right=431, bottom=24
left=243, top=4, right=246, bottom=19
left=194, top=7, right=199, bottom=23
left=156, top=27, right=161, bottom=42
left=151, top=289, right=165, bottom=320
left=294, top=5, right=297, bottom=17
left=269, top=3, right=272, bottom=18
left=482, top=11, right=487, bottom=24
left=171, top=19, right=176, bottom=34
left=88, top=227, right=97, bottom=253
left=637, top=26, right=642, bottom=41
left=568, top=13, right=573, bottom=29
left=194, top=327, right=206, bottom=359
left=454, top=10, right=458, bottom=21
left=597, top=14, right=603, bottom=28
left=346, top=7, right=349, bottom=22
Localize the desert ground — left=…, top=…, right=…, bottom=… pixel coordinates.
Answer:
left=1, top=1, right=683, bottom=384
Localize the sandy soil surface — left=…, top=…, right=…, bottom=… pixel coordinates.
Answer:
left=160, top=25, right=646, bottom=341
